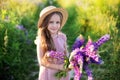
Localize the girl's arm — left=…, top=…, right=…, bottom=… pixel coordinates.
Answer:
left=36, top=39, right=65, bottom=70
left=41, top=57, right=64, bottom=70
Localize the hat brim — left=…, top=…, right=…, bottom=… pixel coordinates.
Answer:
left=38, top=8, right=68, bottom=29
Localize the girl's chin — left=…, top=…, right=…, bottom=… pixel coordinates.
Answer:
left=50, top=31, right=57, bottom=34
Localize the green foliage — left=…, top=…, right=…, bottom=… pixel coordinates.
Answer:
left=62, top=5, right=81, bottom=51
left=59, top=0, right=120, bottom=79
left=0, top=0, right=120, bottom=80
left=55, top=56, right=70, bottom=79
left=0, top=0, right=39, bottom=80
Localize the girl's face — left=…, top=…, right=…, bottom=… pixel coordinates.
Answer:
left=47, top=13, right=61, bottom=35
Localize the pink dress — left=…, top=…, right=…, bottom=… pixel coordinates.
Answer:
left=35, top=32, right=70, bottom=80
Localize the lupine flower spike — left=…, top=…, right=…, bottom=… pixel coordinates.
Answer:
left=69, top=34, right=110, bottom=80
left=72, top=34, right=85, bottom=50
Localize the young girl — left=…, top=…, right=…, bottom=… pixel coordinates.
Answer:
left=34, top=6, right=70, bottom=80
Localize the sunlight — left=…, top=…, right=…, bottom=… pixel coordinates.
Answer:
left=58, top=0, right=75, bottom=8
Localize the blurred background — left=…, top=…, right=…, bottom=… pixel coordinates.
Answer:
left=0, top=0, right=120, bottom=80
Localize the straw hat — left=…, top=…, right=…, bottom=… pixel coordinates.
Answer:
left=38, top=6, right=68, bottom=28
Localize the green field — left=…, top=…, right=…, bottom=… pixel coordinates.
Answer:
left=0, top=0, right=120, bottom=80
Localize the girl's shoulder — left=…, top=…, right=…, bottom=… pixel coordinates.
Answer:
left=58, top=32, right=67, bottom=41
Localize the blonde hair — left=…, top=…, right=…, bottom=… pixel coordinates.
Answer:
left=37, top=12, right=63, bottom=54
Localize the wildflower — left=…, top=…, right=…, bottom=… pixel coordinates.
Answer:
left=72, top=34, right=84, bottom=50
left=16, top=25, right=26, bottom=31
left=93, top=34, right=110, bottom=50
left=46, top=50, right=65, bottom=64
left=69, top=34, right=110, bottom=80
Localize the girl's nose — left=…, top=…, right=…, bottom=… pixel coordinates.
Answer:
left=53, top=22, right=57, bottom=27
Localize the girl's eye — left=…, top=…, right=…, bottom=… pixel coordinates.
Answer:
left=56, top=21, right=60, bottom=24
left=49, top=21, right=60, bottom=24
left=49, top=21, right=53, bottom=23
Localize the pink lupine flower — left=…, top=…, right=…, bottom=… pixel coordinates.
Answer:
left=69, top=34, right=110, bottom=80
left=46, top=50, right=65, bottom=64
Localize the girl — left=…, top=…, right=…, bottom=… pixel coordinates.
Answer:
left=35, top=6, right=70, bottom=80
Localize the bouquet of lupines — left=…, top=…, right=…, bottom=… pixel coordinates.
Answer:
left=46, top=50, right=65, bottom=64
left=69, top=34, right=110, bottom=80
left=46, top=50, right=70, bottom=79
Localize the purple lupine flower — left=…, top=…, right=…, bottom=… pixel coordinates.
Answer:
left=69, top=34, right=110, bottom=80
left=84, top=65, right=93, bottom=80
left=74, top=65, right=81, bottom=80
left=72, top=34, right=85, bottom=50
left=85, top=37, right=95, bottom=57
left=16, top=25, right=26, bottom=31
left=46, top=50, right=65, bottom=64
left=93, top=34, right=110, bottom=50
left=84, top=34, right=110, bottom=64
left=69, top=48, right=84, bottom=80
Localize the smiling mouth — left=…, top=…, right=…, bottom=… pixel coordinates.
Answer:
left=51, top=29, right=57, bottom=30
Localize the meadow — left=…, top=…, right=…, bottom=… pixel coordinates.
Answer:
left=0, top=0, right=120, bottom=80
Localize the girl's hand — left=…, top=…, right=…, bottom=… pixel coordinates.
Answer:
left=65, top=67, right=71, bottom=72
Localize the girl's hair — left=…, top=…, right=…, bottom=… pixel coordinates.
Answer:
left=37, top=12, right=63, bottom=54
